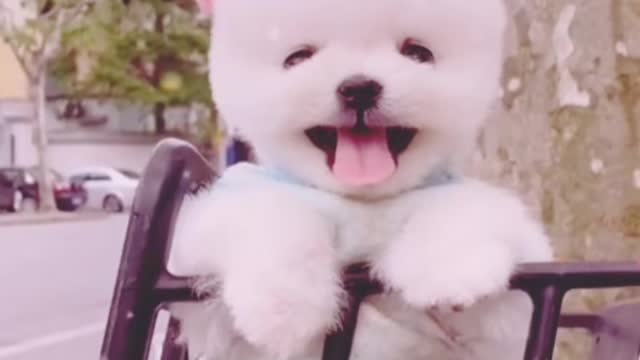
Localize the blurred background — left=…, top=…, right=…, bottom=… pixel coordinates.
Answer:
left=0, top=0, right=638, bottom=359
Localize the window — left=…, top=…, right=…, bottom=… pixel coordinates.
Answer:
left=69, top=172, right=110, bottom=182
left=0, top=169, right=23, bottom=185
left=117, top=169, right=140, bottom=180
left=70, top=175, right=86, bottom=183
left=89, top=173, right=111, bottom=181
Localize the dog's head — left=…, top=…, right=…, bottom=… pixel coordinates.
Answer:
left=200, top=0, right=507, bottom=199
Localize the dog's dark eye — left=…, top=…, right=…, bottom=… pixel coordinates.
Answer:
left=284, top=47, right=316, bottom=69
left=400, top=39, right=434, bottom=64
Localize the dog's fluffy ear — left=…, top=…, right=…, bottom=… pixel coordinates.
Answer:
left=195, top=0, right=213, bottom=16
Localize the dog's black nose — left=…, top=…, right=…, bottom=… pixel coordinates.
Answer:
left=337, top=75, right=383, bottom=110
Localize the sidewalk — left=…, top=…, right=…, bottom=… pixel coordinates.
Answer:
left=0, top=210, right=109, bottom=227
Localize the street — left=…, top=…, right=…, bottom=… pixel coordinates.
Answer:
left=0, top=215, right=129, bottom=360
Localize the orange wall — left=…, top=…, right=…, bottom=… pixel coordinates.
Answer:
left=0, top=40, right=29, bottom=99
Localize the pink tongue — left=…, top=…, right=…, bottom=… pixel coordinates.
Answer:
left=332, top=128, right=396, bottom=186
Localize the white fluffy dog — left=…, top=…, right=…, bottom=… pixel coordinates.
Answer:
left=169, top=0, right=553, bottom=359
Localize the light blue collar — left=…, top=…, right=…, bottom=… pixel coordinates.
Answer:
left=418, top=167, right=458, bottom=188
left=261, top=165, right=457, bottom=192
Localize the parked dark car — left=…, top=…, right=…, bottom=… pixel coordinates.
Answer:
left=0, top=167, right=87, bottom=212
left=0, top=171, right=22, bottom=212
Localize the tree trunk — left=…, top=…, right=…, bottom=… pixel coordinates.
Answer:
left=32, top=70, right=56, bottom=212
left=471, top=2, right=640, bottom=358
left=154, top=102, right=166, bottom=134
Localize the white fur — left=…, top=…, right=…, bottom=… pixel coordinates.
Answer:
left=168, top=0, right=554, bottom=359
left=170, top=167, right=345, bottom=358
left=373, top=180, right=551, bottom=309
left=209, top=0, right=507, bottom=199
left=170, top=168, right=552, bottom=359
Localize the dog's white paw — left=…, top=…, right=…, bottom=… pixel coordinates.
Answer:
left=375, top=180, right=551, bottom=310
left=193, top=186, right=344, bottom=358
left=223, top=265, right=343, bottom=358
left=221, top=226, right=344, bottom=358
left=376, top=222, right=514, bottom=309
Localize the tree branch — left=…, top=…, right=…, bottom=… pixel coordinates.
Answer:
left=131, top=57, right=155, bottom=83
left=40, top=0, right=93, bottom=60
left=0, top=3, right=35, bottom=79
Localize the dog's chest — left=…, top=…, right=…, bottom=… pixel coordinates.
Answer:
left=220, top=163, right=418, bottom=263
left=299, top=190, right=415, bottom=265
left=332, top=203, right=390, bottom=263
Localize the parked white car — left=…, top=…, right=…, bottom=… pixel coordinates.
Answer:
left=67, top=167, right=140, bottom=213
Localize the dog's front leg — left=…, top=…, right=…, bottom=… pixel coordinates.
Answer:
left=373, top=179, right=552, bottom=311
left=173, top=187, right=344, bottom=359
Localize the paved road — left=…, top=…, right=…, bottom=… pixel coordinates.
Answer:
left=0, top=215, right=129, bottom=360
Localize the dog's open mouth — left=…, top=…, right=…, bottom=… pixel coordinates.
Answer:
left=305, top=122, right=417, bottom=186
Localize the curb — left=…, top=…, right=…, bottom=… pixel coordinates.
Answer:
left=0, top=211, right=111, bottom=227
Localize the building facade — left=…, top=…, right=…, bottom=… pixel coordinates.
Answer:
left=0, top=39, right=197, bottom=174
left=0, top=39, right=32, bottom=168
